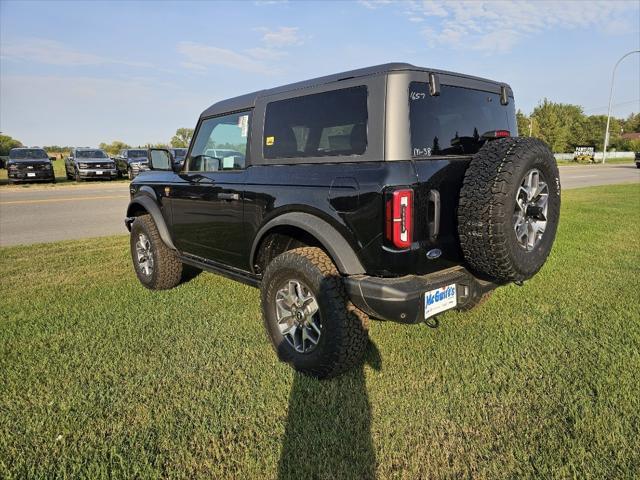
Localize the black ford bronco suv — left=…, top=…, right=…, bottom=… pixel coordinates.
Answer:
left=125, top=63, right=560, bottom=378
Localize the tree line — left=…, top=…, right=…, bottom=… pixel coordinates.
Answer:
left=516, top=99, right=640, bottom=153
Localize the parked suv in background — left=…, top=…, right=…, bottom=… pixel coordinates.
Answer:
left=635, top=151, right=639, bottom=168
left=115, top=149, right=149, bottom=180
left=65, top=147, right=117, bottom=181
left=125, top=63, right=560, bottom=379
left=6, top=147, right=55, bottom=183
left=169, top=148, right=187, bottom=170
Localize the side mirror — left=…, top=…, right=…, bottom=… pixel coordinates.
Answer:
left=148, top=148, right=173, bottom=171
left=50, top=157, right=56, bottom=161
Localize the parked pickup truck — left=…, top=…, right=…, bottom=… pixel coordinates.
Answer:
left=124, top=63, right=560, bottom=378
left=65, top=147, right=117, bottom=181
left=6, top=147, right=56, bottom=183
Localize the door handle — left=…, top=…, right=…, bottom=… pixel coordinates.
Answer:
left=218, top=192, right=240, bottom=201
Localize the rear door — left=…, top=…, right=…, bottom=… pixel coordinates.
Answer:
left=169, top=110, right=251, bottom=269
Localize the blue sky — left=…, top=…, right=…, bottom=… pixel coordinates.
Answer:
left=1, top=0, right=639, bottom=147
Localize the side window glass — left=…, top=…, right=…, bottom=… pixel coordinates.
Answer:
left=263, top=86, right=368, bottom=159
left=188, top=111, right=250, bottom=172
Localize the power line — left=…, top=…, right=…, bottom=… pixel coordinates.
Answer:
left=583, top=98, right=640, bottom=113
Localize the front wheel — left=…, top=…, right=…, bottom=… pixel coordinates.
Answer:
left=127, top=168, right=134, bottom=181
left=75, top=169, right=82, bottom=182
left=130, top=214, right=183, bottom=290
left=261, top=247, right=370, bottom=379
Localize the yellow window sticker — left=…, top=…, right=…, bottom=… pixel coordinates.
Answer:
left=265, top=136, right=275, bottom=146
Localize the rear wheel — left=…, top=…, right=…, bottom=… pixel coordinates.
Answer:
left=261, top=247, right=369, bottom=379
left=130, top=214, right=183, bottom=290
left=458, top=137, right=561, bottom=283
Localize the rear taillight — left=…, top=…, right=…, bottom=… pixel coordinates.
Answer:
left=482, top=129, right=511, bottom=140
left=385, top=188, right=413, bottom=249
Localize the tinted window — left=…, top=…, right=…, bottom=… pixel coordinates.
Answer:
left=409, top=83, right=516, bottom=157
left=128, top=150, right=147, bottom=158
left=188, top=111, right=250, bottom=172
left=76, top=150, right=107, bottom=158
left=9, top=149, right=48, bottom=160
left=264, top=86, right=368, bottom=159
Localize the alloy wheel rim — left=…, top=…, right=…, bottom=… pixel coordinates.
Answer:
left=513, top=168, right=549, bottom=251
left=135, top=233, right=154, bottom=275
left=275, top=279, right=322, bottom=354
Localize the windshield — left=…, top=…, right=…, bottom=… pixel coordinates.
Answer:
left=9, top=149, right=48, bottom=160
left=129, top=150, right=147, bottom=158
left=76, top=150, right=107, bottom=159
left=409, top=83, right=516, bottom=157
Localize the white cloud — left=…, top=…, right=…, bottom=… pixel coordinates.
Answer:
left=372, top=1, right=639, bottom=53
left=0, top=38, right=152, bottom=67
left=256, top=26, right=303, bottom=47
left=358, top=0, right=393, bottom=9
left=245, top=47, right=288, bottom=60
left=176, top=41, right=275, bottom=75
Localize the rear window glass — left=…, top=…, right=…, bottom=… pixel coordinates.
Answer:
left=9, top=149, right=48, bottom=159
left=264, top=86, right=368, bottom=159
left=409, top=83, right=515, bottom=157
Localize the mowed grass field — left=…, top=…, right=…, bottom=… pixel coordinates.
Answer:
left=1, top=184, right=639, bottom=479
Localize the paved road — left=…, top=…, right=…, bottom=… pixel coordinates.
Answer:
left=0, top=182, right=130, bottom=247
left=558, top=163, right=639, bottom=189
left=0, top=164, right=638, bottom=247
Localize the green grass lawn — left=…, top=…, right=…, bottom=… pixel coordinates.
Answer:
left=1, top=184, right=639, bottom=479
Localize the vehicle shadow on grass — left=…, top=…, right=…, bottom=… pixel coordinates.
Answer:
left=277, top=340, right=381, bottom=480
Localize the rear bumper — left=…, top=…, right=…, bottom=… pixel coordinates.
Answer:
left=344, top=266, right=497, bottom=324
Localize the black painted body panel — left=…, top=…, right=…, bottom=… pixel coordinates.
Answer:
left=131, top=155, right=472, bottom=277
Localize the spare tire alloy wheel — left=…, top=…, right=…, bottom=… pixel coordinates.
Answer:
left=458, top=137, right=561, bottom=283
left=514, top=169, right=549, bottom=251
left=275, top=279, right=322, bottom=354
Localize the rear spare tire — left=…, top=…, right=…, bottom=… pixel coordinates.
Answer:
left=458, top=137, right=560, bottom=283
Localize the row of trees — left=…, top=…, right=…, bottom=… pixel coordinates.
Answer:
left=99, top=128, right=195, bottom=156
left=516, top=100, right=640, bottom=153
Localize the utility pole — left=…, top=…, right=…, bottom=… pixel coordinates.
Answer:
left=602, top=50, right=639, bottom=163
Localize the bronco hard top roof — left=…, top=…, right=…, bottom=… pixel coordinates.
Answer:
left=200, top=62, right=509, bottom=119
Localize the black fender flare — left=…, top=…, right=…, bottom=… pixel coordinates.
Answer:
left=125, top=195, right=176, bottom=250
left=250, top=212, right=365, bottom=275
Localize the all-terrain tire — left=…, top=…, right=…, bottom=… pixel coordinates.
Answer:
left=458, top=137, right=561, bottom=283
left=261, top=247, right=370, bottom=379
left=130, top=214, right=183, bottom=290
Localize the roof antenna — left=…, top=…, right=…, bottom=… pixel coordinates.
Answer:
left=429, top=72, right=440, bottom=96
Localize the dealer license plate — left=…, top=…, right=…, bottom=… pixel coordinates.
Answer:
left=424, top=284, right=457, bottom=319
left=27, top=172, right=36, bottom=177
